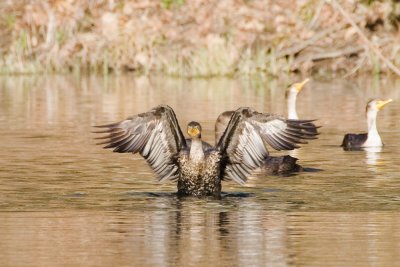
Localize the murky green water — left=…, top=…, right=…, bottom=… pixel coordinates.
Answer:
left=0, top=75, right=400, bottom=266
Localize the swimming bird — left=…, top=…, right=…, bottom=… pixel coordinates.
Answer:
left=95, top=105, right=318, bottom=198
left=341, top=98, right=392, bottom=150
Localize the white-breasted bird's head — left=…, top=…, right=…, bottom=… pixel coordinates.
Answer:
left=366, top=98, right=392, bottom=113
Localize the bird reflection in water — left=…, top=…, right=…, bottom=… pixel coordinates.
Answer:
left=364, top=146, right=382, bottom=171
left=121, top=193, right=290, bottom=266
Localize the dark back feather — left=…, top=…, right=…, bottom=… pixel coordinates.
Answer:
left=341, top=133, right=368, bottom=150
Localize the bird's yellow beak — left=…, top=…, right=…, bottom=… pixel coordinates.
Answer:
left=294, top=78, right=310, bottom=92
left=187, top=127, right=200, bottom=137
left=376, top=98, right=392, bottom=110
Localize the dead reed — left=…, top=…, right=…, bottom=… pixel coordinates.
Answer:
left=0, top=0, right=399, bottom=76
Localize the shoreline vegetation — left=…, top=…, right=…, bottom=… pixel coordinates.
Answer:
left=1, top=0, right=400, bottom=77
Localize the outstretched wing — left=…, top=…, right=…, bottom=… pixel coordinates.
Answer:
left=94, top=105, right=187, bottom=181
left=215, top=110, right=234, bottom=146
left=216, top=108, right=318, bottom=184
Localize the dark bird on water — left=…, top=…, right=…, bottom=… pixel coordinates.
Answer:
left=94, top=105, right=318, bottom=198
left=341, top=98, right=392, bottom=150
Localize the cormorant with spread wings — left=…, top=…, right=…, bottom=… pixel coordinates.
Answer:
left=94, top=105, right=318, bottom=198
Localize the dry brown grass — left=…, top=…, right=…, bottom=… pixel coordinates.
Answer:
left=0, top=0, right=399, bottom=76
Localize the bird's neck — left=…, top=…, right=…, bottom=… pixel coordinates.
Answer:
left=189, top=137, right=205, bottom=163
left=287, top=93, right=298, bottom=120
left=365, top=110, right=382, bottom=146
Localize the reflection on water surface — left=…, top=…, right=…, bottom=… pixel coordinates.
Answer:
left=0, top=75, right=400, bottom=266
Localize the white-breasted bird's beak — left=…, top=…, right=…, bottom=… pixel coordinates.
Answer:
left=376, top=98, right=392, bottom=110
left=294, top=78, right=310, bottom=93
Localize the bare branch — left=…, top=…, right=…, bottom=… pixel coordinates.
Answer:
left=329, top=0, right=400, bottom=76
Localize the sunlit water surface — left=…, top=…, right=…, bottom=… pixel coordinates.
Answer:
left=0, top=75, right=400, bottom=267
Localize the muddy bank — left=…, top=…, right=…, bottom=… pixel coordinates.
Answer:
left=1, top=0, right=399, bottom=76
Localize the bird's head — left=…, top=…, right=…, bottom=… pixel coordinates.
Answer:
left=187, top=121, right=202, bottom=139
left=287, top=78, right=310, bottom=95
left=366, top=98, right=392, bottom=112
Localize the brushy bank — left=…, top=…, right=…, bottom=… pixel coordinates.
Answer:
left=1, top=0, right=400, bottom=77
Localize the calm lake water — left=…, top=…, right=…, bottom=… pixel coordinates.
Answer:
left=0, top=74, right=399, bottom=266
